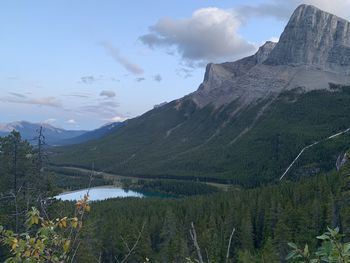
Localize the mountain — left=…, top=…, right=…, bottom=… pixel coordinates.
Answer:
left=0, top=121, right=87, bottom=145
left=58, top=122, right=124, bottom=145
left=52, top=5, right=350, bottom=186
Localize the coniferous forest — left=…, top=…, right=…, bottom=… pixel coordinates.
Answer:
left=1, top=131, right=350, bottom=262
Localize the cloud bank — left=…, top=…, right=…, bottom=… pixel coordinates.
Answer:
left=140, top=7, right=256, bottom=65
left=1, top=94, right=62, bottom=108
left=140, top=1, right=350, bottom=67
left=238, top=0, right=350, bottom=21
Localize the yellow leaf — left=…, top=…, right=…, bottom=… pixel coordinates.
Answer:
left=63, top=240, right=71, bottom=253
left=11, top=238, right=18, bottom=250
left=62, top=217, right=67, bottom=228
left=71, top=217, right=78, bottom=228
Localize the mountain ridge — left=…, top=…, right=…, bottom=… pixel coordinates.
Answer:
left=189, top=4, right=350, bottom=110
left=52, top=5, right=350, bottom=186
left=0, top=121, right=86, bottom=145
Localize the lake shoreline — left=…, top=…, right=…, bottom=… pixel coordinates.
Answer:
left=55, top=186, right=145, bottom=201
left=58, top=184, right=117, bottom=196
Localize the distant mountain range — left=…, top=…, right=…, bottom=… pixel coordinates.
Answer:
left=0, top=121, right=124, bottom=146
left=52, top=5, right=350, bottom=186
left=58, top=122, right=125, bottom=145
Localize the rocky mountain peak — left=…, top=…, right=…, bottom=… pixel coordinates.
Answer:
left=199, top=41, right=276, bottom=93
left=187, top=5, right=350, bottom=110
left=265, top=4, right=350, bottom=70
left=255, top=41, right=277, bottom=64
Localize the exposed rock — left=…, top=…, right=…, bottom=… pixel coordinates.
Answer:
left=193, top=41, right=276, bottom=107
left=188, top=4, right=350, bottom=110
left=153, top=102, right=168, bottom=109
left=255, top=41, right=277, bottom=64
left=336, top=152, right=348, bottom=170
left=265, top=4, right=350, bottom=71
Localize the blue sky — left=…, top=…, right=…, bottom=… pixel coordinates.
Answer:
left=1, top=0, right=350, bottom=130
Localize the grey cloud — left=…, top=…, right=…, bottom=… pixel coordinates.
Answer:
left=110, top=77, right=120, bottom=82
left=78, top=101, right=119, bottom=117
left=237, top=0, right=350, bottom=21
left=100, top=42, right=144, bottom=75
left=0, top=95, right=62, bottom=108
left=135, top=77, right=145, bottom=82
left=80, top=76, right=96, bottom=84
left=153, top=74, right=162, bottom=82
left=176, top=67, right=194, bottom=79
left=140, top=7, right=256, bottom=65
left=100, top=90, right=116, bottom=98
left=9, top=92, right=27, bottom=98
left=64, top=92, right=92, bottom=98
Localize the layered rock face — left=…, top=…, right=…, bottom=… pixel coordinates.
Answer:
left=189, top=4, right=350, bottom=109
left=265, top=4, right=350, bottom=70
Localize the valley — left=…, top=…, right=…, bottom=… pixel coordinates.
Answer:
left=2, top=3, right=350, bottom=262
left=52, top=86, right=350, bottom=187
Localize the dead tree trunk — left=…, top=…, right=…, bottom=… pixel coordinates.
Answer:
left=190, top=222, right=204, bottom=263
left=225, top=226, right=236, bottom=263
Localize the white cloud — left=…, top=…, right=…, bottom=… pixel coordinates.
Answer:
left=107, top=116, right=128, bottom=123
left=269, top=36, right=280, bottom=43
left=44, top=118, right=56, bottom=124
left=140, top=7, right=256, bottom=65
left=66, top=119, right=76, bottom=124
left=100, top=42, right=144, bottom=75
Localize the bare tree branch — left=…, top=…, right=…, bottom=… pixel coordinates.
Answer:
left=205, top=248, right=210, bottom=263
left=225, top=226, right=236, bottom=263
left=69, top=162, right=95, bottom=263
left=190, top=222, right=204, bottom=263
left=119, top=222, right=146, bottom=263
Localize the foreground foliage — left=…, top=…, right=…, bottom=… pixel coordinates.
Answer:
left=287, top=227, right=350, bottom=262
left=0, top=195, right=90, bottom=262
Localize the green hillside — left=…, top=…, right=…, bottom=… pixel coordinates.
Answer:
left=54, top=160, right=350, bottom=262
left=51, top=86, right=350, bottom=187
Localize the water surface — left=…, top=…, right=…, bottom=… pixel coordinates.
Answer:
left=55, top=186, right=144, bottom=201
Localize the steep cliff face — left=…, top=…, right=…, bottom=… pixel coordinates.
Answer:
left=265, top=4, right=350, bottom=70
left=190, top=4, right=350, bottom=110
left=192, top=41, right=277, bottom=107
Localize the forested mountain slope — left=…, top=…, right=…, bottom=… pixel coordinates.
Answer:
left=52, top=5, right=350, bottom=186
left=69, top=158, right=350, bottom=262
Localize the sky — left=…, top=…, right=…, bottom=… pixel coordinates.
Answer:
left=1, top=0, right=350, bottom=130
